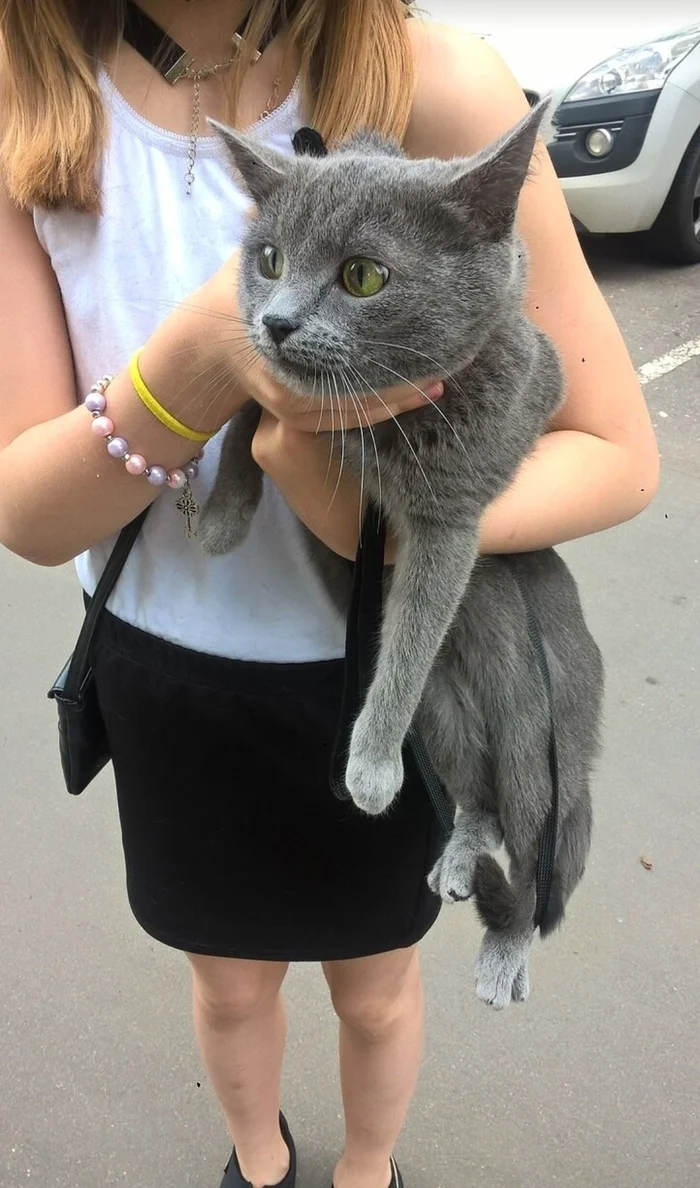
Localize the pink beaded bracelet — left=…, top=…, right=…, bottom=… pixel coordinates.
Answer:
left=84, top=375, right=204, bottom=489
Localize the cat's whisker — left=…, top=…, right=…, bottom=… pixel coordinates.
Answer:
left=320, top=373, right=335, bottom=486
left=164, top=333, right=253, bottom=365
left=170, top=342, right=257, bottom=388
left=314, top=366, right=326, bottom=436
left=326, top=372, right=348, bottom=515
left=365, top=356, right=469, bottom=458
left=169, top=347, right=258, bottom=426
left=345, top=362, right=383, bottom=520
left=341, top=368, right=368, bottom=540
left=356, top=338, right=469, bottom=400
left=299, top=389, right=317, bottom=416
left=348, top=392, right=366, bottom=542
left=124, top=295, right=250, bottom=329
left=161, top=358, right=235, bottom=422
left=191, top=364, right=249, bottom=428
left=324, top=371, right=337, bottom=488
left=301, top=367, right=317, bottom=419
left=351, top=364, right=442, bottom=514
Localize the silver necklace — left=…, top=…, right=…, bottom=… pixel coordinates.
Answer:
left=175, top=39, right=281, bottom=194
left=181, top=55, right=237, bottom=194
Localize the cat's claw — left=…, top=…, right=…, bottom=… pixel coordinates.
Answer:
left=345, top=750, right=404, bottom=816
left=474, top=930, right=532, bottom=1010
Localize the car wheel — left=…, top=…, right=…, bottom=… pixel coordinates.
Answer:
left=649, top=128, right=700, bottom=265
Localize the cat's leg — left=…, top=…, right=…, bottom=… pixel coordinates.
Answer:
left=475, top=929, right=533, bottom=1010
left=199, top=401, right=263, bottom=555
left=473, top=855, right=536, bottom=1009
left=346, top=527, right=478, bottom=815
left=474, top=790, right=593, bottom=1008
left=428, top=805, right=503, bottom=904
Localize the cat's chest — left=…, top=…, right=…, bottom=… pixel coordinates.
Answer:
left=338, top=405, right=475, bottom=525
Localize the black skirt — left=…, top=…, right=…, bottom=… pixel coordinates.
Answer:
left=92, top=611, right=443, bottom=962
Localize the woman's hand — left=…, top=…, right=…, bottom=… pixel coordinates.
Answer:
left=244, top=360, right=443, bottom=433
left=250, top=409, right=385, bottom=561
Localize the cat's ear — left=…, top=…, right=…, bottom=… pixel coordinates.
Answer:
left=209, top=119, right=291, bottom=204
left=443, top=99, right=550, bottom=239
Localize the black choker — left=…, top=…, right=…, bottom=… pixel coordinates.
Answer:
left=122, top=1, right=283, bottom=83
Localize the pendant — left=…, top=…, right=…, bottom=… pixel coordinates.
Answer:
left=176, top=480, right=200, bottom=539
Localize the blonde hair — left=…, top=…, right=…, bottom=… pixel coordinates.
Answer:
left=0, top=0, right=415, bottom=213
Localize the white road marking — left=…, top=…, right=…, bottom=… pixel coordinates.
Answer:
left=637, top=338, right=700, bottom=386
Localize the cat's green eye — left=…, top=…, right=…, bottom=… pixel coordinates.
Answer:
left=342, top=258, right=389, bottom=298
left=260, top=245, right=284, bottom=280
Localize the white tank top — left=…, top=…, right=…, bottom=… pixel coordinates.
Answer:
left=34, top=72, right=347, bottom=663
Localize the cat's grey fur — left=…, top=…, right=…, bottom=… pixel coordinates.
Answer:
left=200, top=103, right=604, bottom=1007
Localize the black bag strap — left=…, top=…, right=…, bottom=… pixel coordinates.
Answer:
left=503, top=559, right=561, bottom=932
left=59, top=512, right=148, bottom=701
left=329, top=508, right=388, bottom=803
left=329, top=507, right=455, bottom=838
left=330, top=506, right=560, bottom=932
left=404, top=723, right=457, bottom=836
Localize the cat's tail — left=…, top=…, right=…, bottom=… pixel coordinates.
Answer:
left=472, top=855, right=536, bottom=935
left=472, top=792, right=593, bottom=938
left=472, top=854, right=566, bottom=938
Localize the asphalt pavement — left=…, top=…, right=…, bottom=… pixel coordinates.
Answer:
left=1, top=239, right=698, bottom=1188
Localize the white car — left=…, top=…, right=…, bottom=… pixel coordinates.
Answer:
left=541, top=22, right=700, bottom=264
left=425, top=6, right=700, bottom=263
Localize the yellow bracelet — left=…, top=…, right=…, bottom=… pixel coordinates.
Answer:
left=129, top=349, right=214, bottom=445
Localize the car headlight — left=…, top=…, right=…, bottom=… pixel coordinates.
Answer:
left=563, top=23, right=700, bottom=102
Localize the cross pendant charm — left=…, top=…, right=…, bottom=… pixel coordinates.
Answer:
left=175, top=481, right=200, bottom=539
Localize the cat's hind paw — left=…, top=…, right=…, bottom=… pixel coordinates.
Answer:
left=474, top=931, right=532, bottom=1010
left=345, top=749, right=404, bottom=816
left=428, top=844, right=476, bottom=904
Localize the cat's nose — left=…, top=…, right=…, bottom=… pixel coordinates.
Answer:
left=262, top=315, right=299, bottom=346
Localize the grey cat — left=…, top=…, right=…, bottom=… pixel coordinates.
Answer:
left=199, top=102, right=604, bottom=1008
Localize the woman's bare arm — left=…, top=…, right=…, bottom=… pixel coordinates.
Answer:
left=0, top=188, right=246, bottom=565
left=255, top=23, right=659, bottom=560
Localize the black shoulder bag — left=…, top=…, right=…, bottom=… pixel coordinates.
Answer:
left=47, top=512, right=147, bottom=796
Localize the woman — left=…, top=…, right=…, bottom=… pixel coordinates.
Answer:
left=0, top=2, right=658, bottom=1186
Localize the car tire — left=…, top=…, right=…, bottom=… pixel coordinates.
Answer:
left=649, top=128, right=700, bottom=265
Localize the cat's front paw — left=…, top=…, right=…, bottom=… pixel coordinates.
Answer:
left=345, top=745, right=404, bottom=816
left=474, top=931, right=532, bottom=1010
left=344, top=711, right=405, bottom=815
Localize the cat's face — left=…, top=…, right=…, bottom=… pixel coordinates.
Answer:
left=215, top=103, right=546, bottom=401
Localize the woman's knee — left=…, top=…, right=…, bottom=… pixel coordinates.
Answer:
left=189, top=954, right=287, bottom=1028
left=328, top=953, right=422, bottom=1037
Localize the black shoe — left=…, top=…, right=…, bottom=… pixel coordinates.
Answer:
left=332, top=1156, right=403, bottom=1188
left=389, top=1157, right=404, bottom=1188
left=220, top=1113, right=296, bottom=1188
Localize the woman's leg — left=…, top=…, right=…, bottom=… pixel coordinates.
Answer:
left=189, top=953, right=290, bottom=1188
left=323, top=947, right=424, bottom=1188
